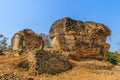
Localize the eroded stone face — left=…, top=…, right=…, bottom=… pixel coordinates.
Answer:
left=52, top=37, right=60, bottom=50
left=49, top=17, right=111, bottom=60
left=27, top=49, right=72, bottom=75
left=12, top=34, right=23, bottom=50
left=11, top=29, right=43, bottom=51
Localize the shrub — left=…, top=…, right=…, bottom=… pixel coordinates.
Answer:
left=105, top=51, right=120, bottom=65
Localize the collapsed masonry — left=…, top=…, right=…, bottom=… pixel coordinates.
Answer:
left=11, top=17, right=111, bottom=75
left=27, top=49, right=72, bottom=75
left=11, top=29, right=72, bottom=74
left=49, top=17, right=111, bottom=60
left=11, top=29, right=43, bottom=51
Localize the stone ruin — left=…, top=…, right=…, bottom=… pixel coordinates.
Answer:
left=49, top=17, right=111, bottom=60
left=27, top=49, right=72, bottom=75
left=11, top=29, right=72, bottom=75
left=10, top=17, right=111, bottom=75
left=11, top=29, right=43, bottom=52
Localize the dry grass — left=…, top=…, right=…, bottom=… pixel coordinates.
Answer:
left=0, top=51, right=120, bottom=80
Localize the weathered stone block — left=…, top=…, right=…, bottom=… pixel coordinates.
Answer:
left=11, top=29, right=43, bottom=51
left=49, top=17, right=111, bottom=60
left=27, top=49, right=72, bottom=75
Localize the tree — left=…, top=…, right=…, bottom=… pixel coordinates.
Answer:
left=0, top=34, right=8, bottom=50
left=40, top=33, right=52, bottom=48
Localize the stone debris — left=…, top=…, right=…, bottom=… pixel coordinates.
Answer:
left=0, top=73, right=34, bottom=80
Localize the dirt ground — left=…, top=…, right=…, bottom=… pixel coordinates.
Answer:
left=0, top=51, right=120, bottom=80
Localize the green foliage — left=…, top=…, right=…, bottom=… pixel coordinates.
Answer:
left=0, top=34, right=8, bottom=50
left=0, top=34, right=3, bottom=38
left=106, top=51, right=120, bottom=65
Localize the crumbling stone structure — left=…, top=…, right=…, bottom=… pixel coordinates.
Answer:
left=49, top=17, right=111, bottom=60
left=11, top=29, right=43, bottom=51
left=27, top=49, right=72, bottom=75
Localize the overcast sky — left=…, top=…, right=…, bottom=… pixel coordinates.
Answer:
left=0, top=0, right=120, bottom=51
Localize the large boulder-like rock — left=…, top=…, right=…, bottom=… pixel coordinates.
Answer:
left=11, top=29, right=43, bottom=51
left=49, top=17, right=111, bottom=60
left=27, top=49, right=72, bottom=75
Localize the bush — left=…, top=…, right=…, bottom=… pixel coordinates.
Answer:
left=105, top=51, right=120, bottom=65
